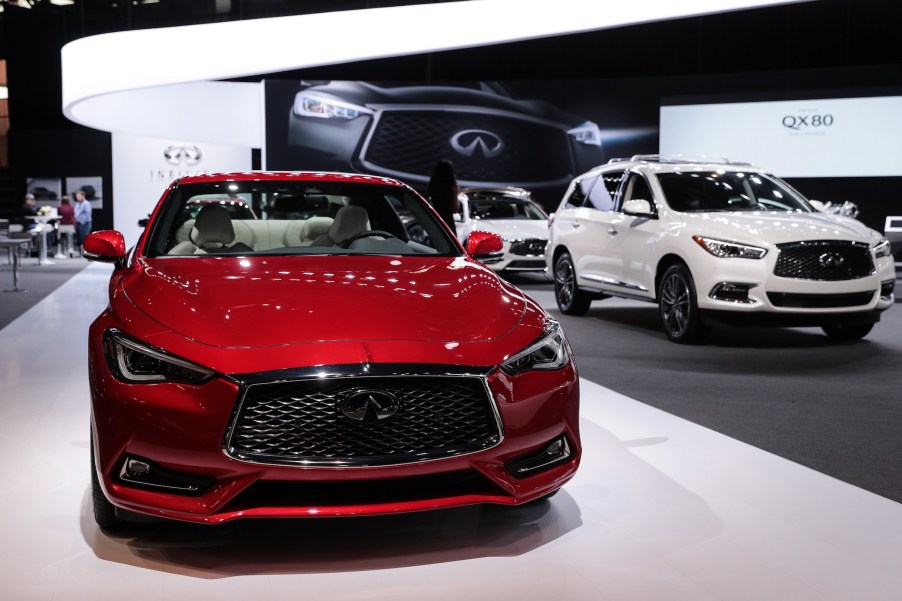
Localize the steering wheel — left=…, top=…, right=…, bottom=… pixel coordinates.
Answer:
left=340, top=230, right=399, bottom=248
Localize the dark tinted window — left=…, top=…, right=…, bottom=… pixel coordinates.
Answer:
left=564, top=175, right=598, bottom=209
left=585, top=171, right=625, bottom=211
left=657, top=171, right=813, bottom=213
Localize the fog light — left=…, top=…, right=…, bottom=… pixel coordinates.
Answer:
left=118, top=455, right=213, bottom=495
left=710, top=282, right=755, bottom=304
left=506, top=436, right=572, bottom=478
left=880, top=279, right=895, bottom=301
left=124, top=458, right=152, bottom=478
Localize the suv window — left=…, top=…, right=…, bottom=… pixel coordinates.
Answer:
left=620, top=172, right=654, bottom=209
left=564, top=174, right=598, bottom=209
left=585, top=170, right=625, bottom=211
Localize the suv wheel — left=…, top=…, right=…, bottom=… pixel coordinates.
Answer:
left=658, top=264, right=706, bottom=343
left=554, top=252, right=591, bottom=315
left=822, top=323, right=873, bottom=341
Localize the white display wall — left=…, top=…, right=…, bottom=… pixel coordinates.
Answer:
left=112, top=133, right=252, bottom=247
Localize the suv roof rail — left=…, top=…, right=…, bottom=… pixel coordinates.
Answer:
left=607, top=154, right=753, bottom=166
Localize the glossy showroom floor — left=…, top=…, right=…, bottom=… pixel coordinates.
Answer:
left=2, top=264, right=901, bottom=601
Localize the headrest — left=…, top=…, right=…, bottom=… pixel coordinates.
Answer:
left=190, top=205, right=235, bottom=246
left=328, top=205, right=368, bottom=244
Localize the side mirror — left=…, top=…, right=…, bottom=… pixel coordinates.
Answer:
left=809, top=200, right=826, bottom=212
left=466, top=230, right=504, bottom=264
left=622, top=198, right=654, bottom=217
left=83, top=230, right=127, bottom=268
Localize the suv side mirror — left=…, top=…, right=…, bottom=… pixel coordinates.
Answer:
left=809, top=200, right=826, bottom=212
left=622, top=199, right=654, bottom=217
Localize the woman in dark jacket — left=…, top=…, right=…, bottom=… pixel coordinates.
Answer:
left=427, top=159, right=460, bottom=236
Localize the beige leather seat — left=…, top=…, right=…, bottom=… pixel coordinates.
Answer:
left=311, top=205, right=368, bottom=247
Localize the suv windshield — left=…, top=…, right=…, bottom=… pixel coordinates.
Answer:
left=656, top=171, right=813, bottom=213
left=469, top=198, right=547, bottom=220
left=144, top=180, right=459, bottom=258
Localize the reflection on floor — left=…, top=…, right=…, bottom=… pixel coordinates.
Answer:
left=2, top=263, right=901, bottom=601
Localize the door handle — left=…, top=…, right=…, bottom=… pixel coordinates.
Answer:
left=571, top=221, right=582, bottom=229
left=607, top=227, right=618, bottom=236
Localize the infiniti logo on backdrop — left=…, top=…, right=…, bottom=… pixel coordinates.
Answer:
left=338, top=390, right=401, bottom=422
left=450, top=129, right=504, bottom=158
left=164, top=143, right=203, bottom=165
left=818, top=252, right=845, bottom=268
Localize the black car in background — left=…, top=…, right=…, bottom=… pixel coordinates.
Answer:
left=287, top=81, right=606, bottom=206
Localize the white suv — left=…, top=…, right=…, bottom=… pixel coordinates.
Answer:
left=545, top=156, right=895, bottom=342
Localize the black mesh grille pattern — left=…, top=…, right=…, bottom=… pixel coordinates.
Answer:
left=774, top=241, right=874, bottom=281
left=226, top=376, right=500, bottom=467
left=767, top=291, right=875, bottom=308
left=509, top=238, right=547, bottom=256
left=363, top=110, right=573, bottom=183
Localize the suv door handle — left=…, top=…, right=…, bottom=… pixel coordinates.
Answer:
left=607, top=227, right=618, bottom=236
left=571, top=221, right=582, bottom=229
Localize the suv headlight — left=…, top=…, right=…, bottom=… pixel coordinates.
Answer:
left=501, top=321, right=572, bottom=375
left=292, top=91, right=372, bottom=120
left=692, top=235, right=767, bottom=259
left=103, top=329, right=215, bottom=385
left=873, top=237, right=891, bottom=258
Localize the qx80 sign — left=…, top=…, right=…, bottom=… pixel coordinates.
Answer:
left=782, top=113, right=834, bottom=130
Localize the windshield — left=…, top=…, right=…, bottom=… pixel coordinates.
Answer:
left=469, top=199, right=547, bottom=220
left=656, top=171, right=814, bottom=213
left=144, top=180, right=459, bottom=258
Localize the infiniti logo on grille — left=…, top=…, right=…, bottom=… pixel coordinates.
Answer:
left=818, top=252, right=845, bottom=268
left=338, top=390, right=401, bottom=422
left=450, top=129, right=504, bottom=158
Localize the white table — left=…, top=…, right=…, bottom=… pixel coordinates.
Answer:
left=0, top=237, right=32, bottom=292
left=25, top=215, right=57, bottom=265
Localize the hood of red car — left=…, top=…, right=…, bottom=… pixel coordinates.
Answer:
left=123, top=255, right=528, bottom=348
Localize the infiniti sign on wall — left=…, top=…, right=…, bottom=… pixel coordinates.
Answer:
left=659, top=95, right=902, bottom=178
left=112, top=132, right=251, bottom=246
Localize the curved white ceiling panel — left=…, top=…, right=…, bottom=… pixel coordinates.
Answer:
left=61, top=0, right=810, bottom=147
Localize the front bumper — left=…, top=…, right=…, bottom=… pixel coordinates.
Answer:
left=89, top=326, right=581, bottom=524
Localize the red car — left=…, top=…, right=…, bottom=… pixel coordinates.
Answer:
left=84, top=171, right=580, bottom=528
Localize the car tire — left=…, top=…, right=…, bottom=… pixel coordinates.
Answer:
left=554, top=252, right=591, bottom=315
left=822, top=323, right=874, bottom=341
left=658, top=263, right=707, bottom=343
left=91, top=435, right=125, bottom=531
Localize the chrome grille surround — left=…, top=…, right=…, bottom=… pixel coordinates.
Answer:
left=774, top=240, right=874, bottom=281
left=223, top=365, right=503, bottom=468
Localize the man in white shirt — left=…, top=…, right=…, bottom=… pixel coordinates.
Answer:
left=74, top=190, right=93, bottom=252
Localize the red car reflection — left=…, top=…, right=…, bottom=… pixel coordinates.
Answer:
left=84, top=171, right=580, bottom=528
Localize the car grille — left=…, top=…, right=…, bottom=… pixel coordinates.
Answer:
left=773, top=241, right=874, bottom=281
left=225, top=375, right=501, bottom=467
left=361, top=110, right=573, bottom=185
left=509, top=238, right=547, bottom=256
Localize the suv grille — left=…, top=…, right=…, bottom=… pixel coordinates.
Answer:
left=362, top=110, right=573, bottom=184
left=225, top=375, right=501, bottom=467
left=774, top=241, right=874, bottom=281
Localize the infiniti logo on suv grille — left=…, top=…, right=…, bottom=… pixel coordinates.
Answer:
left=338, top=390, right=401, bottom=422
left=450, top=129, right=504, bottom=158
left=818, top=252, right=846, bottom=268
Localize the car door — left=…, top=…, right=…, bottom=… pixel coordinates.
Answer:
left=570, top=169, right=627, bottom=292
left=603, top=170, right=659, bottom=299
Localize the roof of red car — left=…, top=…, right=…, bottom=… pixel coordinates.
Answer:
left=175, top=171, right=407, bottom=186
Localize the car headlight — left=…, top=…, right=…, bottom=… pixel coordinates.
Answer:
left=692, top=235, right=767, bottom=259
left=103, top=329, right=215, bottom=385
left=873, top=237, right=891, bottom=258
left=567, top=120, right=603, bottom=147
left=292, top=91, right=372, bottom=120
left=501, top=321, right=572, bottom=375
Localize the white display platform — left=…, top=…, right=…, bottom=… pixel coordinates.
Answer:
left=1, top=263, right=900, bottom=601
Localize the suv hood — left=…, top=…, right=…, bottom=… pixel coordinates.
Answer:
left=124, top=255, right=528, bottom=348
left=681, top=211, right=878, bottom=246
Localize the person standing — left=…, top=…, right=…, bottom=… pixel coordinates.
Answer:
left=427, top=159, right=461, bottom=236
left=74, top=190, right=93, bottom=252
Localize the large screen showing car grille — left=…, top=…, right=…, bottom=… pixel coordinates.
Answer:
left=362, top=111, right=573, bottom=184
left=226, top=375, right=501, bottom=467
